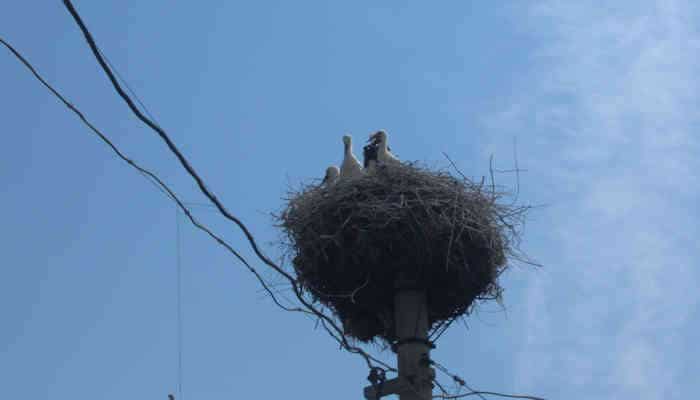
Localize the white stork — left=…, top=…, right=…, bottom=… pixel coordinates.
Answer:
left=340, top=135, right=364, bottom=179
left=369, top=130, right=400, bottom=165
left=322, top=166, right=340, bottom=185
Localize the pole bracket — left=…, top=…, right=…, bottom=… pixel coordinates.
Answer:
left=391, top=337, right=435, bottom=353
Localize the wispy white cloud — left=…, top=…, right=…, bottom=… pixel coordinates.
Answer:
left=484, top=1, right=700, bottom=398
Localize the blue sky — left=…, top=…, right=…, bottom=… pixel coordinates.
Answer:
left=2, top=1, right=698, bottom=399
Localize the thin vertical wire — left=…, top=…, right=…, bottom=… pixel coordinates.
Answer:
left=175, top=206, right=183, bottom=400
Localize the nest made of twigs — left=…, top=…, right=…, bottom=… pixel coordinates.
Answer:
left=277, top=162, right=526, bottom=343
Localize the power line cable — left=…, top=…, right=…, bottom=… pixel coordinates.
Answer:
left=0, top=35, right=292, bottom=316
left=99, top=48, right=160, bottom=125
left=59, top=0, right=396, bottom=373
left=60, top=0, right=293, bottom=281
left=2, top=30, right=391, bottom=373
left=430, top=360, right=545, bottom=400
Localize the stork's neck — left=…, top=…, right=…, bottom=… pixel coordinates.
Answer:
left=378, top=138, right=388, bottom=152
left=344, top=141, right=352, bottom=155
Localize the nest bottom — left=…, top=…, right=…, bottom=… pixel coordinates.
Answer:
left=296, top=227, right=499, bottom=342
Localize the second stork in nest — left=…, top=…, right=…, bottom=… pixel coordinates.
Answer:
left=340, top=135, right=364, bottom=180
left=364, top=130, right=400, bottom=173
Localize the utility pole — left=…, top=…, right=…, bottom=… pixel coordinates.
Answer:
left=364, top=273, right=435, bottom=400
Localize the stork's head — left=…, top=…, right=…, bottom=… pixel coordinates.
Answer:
left=342, top=135, right=352, bottom=146
left=325, top=166, right=340, bottom=180
left=369, top=130, right=387, bottom=144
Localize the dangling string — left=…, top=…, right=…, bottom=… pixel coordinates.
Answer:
left=176, top=207, right=183, bottom=400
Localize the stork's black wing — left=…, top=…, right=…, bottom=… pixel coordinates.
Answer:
left=363, top=143, right=378, bottom=168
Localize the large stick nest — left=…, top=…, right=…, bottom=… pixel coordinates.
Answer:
left=277, top=162, right=527, bottom=343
